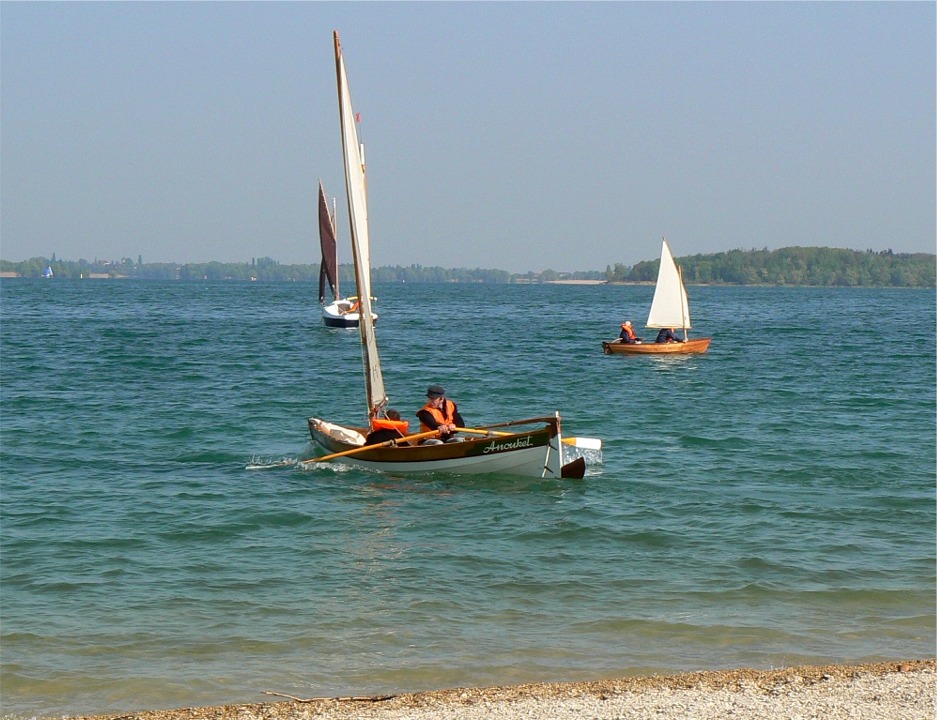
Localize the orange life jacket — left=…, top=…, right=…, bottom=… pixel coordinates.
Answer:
left=419, top=399, right=457, bottom=434
left=370, top=417, right=409, bottom=435
left=621, top=324, right=636, bottom=340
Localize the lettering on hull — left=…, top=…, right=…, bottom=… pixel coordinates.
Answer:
left=482, top=435, right=534, bottom=454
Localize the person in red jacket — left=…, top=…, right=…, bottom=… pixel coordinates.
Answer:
left=417, top=385, right=465, bottom=444
left=619, top=320, right=642, bottom=344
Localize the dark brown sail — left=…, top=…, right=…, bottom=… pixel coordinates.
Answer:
left=317, top=179, right=338, bottom=304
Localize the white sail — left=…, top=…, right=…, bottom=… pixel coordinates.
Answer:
left=334, top=31, right=387, bottom=418
left=646, top=238, right=691, bottom=330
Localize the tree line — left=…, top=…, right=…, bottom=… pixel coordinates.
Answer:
left=2, top=247, right=934, bottom=287
left=606, top=247, right=934, bottom=288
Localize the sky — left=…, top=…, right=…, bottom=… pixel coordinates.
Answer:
left=1, top=2, right=934, bottom=273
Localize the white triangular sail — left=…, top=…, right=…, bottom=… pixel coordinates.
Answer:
left=334, top=31, right=387, bottom=419
left=646, top=238, right=691, bottom=330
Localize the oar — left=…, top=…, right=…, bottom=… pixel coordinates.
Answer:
left=563, top=436, right=602, bottom=450
left=454, top=427, right=602, bottom=450
left=302, top=429, right=440, bottom=465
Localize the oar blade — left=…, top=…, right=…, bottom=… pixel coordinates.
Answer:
left=563, top=437, right=602, bottom=450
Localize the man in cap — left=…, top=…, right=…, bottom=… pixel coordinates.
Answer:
left=655, top=327, right=682, bottom=344
left=619, top=320, right=642, bottom=344
left=417, top=385, right=465, bottom=443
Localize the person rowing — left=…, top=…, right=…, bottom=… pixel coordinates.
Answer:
left=416, top=385, right=464, bottom=444
left=655, top=327, right=683, bottom=344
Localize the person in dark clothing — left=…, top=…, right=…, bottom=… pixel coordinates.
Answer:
left=655, top=327, right=683, bottom=344
left=364, top=408, right=409, bottom=445
left=619, top=320, right=642, bottom=344
left=416, top=385, right=465, bottom=444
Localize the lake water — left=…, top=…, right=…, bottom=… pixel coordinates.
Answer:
left=1, top=280, right=934, bottom=717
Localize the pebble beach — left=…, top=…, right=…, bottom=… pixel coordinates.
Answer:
left=68, top=660, right=934, bottom=720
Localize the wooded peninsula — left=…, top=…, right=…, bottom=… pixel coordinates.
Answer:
left=2, top=246, right=933, bottom=288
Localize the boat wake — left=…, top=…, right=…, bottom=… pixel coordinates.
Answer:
left=568, top=447, right=603, bottom=469
left=245, top=456, right=300, bottom=470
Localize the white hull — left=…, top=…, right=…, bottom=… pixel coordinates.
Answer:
left=321, top=299, right=377, bottom=328
left=308, top=415, right=581, bottom=478
left=334, top=444, right=557, bottom=476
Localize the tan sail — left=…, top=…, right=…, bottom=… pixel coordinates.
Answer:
left=334, top=31, right=386, bottom=418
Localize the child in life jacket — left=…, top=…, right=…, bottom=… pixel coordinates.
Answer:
left=365, top=409, right=410, bottom=445
left=619, top=320, right=642, bottom=344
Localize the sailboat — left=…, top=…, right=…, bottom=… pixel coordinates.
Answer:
left=603, top=238, right=711, bottom=355
left=318, top=179, right=375, bottom=328
left=306, top=31, right=597, bottom=479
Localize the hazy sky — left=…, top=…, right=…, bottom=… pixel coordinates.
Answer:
left=1, top=2, right=934, bottom=273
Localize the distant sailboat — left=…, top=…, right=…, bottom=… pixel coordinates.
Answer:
left=43, top=266, right=53, bottom=279
left=318, top=179, right=374, bottom=328
left=603, top=238, right=711, bottom=355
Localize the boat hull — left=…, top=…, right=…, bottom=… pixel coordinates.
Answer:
left=321, top=299, right=377, bottom=328
left=307, top=415, right=584, bottom=479
left=602, top=337, right=712, bottom=354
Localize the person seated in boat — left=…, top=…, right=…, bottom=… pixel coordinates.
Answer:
left=619, top=321, right=642, bottom=344
left=655, top=327, right=683, bottom=344
left=364, top=409, right=410, bottom=445
left=417, top=385, right=464, bottom=444
left=339, top=299, right=360, bottom=315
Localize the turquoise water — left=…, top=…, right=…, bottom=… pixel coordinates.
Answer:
left=1, top=280, right=934, bottom=717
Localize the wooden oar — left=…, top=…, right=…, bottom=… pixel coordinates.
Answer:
left=454, top=427, right=601, bottom=450
left=302, top=429, right=440, bottom=465
left=453, top=427, right=503, bottom=436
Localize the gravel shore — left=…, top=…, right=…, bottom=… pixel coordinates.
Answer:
left=70, top=659, right=934, bottom=720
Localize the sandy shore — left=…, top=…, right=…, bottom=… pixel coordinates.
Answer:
left=69, top=659, right=934, bottom=720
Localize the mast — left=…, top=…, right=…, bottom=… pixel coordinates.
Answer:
left=332, top=195, right=339, bottom=298
left=678, top=264, right=689, bottom=341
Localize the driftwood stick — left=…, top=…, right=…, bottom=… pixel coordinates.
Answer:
left=261, top=690, right=396, bottom=703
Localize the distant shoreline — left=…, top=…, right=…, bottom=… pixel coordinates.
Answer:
left=2, top=275, right=931, bottom=289
left=3, top=246, right=934, bottom=288
left=543, top=279, right=607, bottom=285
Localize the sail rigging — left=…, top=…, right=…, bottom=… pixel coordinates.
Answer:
left=307, top=31, right=597, bottom=478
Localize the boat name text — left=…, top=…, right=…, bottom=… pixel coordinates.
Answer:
left=483, top=436, right=534, bottom=454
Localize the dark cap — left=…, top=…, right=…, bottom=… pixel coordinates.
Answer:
left=426, top=385, right=445, bottom=398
